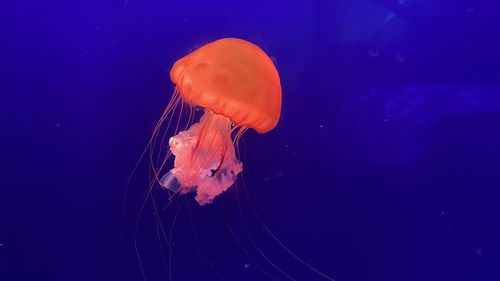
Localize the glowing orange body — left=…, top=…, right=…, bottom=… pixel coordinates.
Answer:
left=170, top=38, right=282, bottom=133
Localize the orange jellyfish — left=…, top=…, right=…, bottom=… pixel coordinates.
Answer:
left=154, top=38, right=282, bottom=205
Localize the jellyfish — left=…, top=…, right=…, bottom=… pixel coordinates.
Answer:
left=155, top=38, right=282, bottom=205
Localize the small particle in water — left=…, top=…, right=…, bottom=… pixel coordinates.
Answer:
left=440, top=210, right=445, bottom=215
left=466, top=8, right=474, bottom=13
left=55, top=123, right=60, bottom=127
left=319, top=124, right=324, bottom=128
left=262, top=172, right=284, bottom=183
left=244, top=262, right=250, bottom=269
left=368, top=49, right=380, bottom=58
left=184, top=18, right=188, bottom=22
left=476, top=248, right=483, bottom=257
left=0, top=243, right=4, bottom=247
left=395, top=53, right=406, bottom=63
left=383, top=118, right=388, bottom=122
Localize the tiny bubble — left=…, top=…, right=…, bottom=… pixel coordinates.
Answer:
left=368, top=49, right=380, bottom=58
left=476, top=248, right=483, bottom=257
left=440, top=210, right=445, bottom=215
left=319, top=124, right=324, bottom=128
left=383, top=118, right=388, bottom=122
left=244, top=262, right=250, bottom=269
left=395, top=53, right=406, bottom=63
left=55, top=123, right=60, bottom=127
left=0, top=243, right=3, bottom=247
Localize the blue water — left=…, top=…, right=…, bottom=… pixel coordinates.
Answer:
left=2, top=1, right=500, bottom=280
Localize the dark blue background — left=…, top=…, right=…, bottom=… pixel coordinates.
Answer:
left=2, top=0, right=500, bottom=280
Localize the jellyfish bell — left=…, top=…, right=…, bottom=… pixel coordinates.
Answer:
left=156, top=38, right=282, bottom=205
left=170, top=38, right=281, bottom=133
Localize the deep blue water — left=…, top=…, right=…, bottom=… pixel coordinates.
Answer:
left=2, top=0, right=500, bottom=280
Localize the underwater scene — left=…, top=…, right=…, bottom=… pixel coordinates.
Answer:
left=2, top=0, right=500, bottom=280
